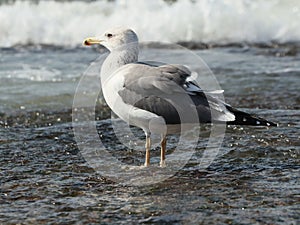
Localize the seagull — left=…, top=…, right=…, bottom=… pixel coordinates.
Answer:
left=83, top=27, right=277, bottom=167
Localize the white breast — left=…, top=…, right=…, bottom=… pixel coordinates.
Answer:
left=102, top=68, right=163, bottom=134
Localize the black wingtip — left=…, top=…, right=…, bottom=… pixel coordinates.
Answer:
left=226, top=106, right=278, bottom=127
left=254, top=119, right=278, bottom=127
left=266, top=121, right=278, bottom=127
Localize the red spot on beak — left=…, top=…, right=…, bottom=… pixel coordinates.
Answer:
left=84, top=40, right=91, bottom=46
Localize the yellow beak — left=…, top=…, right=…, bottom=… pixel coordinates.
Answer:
left=83, top=37, right=102, bottom=46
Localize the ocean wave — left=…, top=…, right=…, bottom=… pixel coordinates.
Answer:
left=0, top=0, right=299, bottom=47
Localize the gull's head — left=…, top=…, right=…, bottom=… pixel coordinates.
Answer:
left=83, top=27, right=138, bottom=51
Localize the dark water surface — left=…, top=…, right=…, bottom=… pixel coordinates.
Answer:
left=0, top=45, right=299, bottom=224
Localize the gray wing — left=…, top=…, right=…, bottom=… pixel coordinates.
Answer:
left=123, top=63, right=190, bottom=94
left=118, top=63, right=234, bottom=124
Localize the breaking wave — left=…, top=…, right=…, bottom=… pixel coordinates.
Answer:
left=0, top=0, right=299, bottom=47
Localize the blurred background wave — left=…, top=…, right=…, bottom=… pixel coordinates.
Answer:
left=0, top=0, right=299, bottom=47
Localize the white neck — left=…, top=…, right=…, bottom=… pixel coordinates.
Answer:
left=101, top=45, right=139, bottom=82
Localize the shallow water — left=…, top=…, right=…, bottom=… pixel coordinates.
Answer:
left=0, top=45, right=299, bottom=224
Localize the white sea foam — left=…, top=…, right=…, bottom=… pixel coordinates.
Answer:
left=0, top=0, right=299, bottom=47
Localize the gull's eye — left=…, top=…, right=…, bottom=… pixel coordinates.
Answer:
left=106, top=33, right=113, bottom=38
